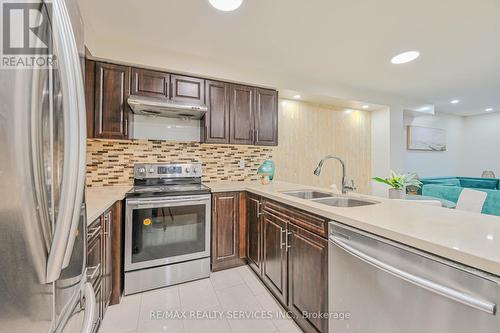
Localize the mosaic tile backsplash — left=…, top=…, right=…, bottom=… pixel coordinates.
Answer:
left=86, top=139, right=274, bottom=187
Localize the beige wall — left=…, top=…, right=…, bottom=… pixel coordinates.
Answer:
left=274, top=100, right=372, bottom=194
left=86, top=100, right=372, bottom=193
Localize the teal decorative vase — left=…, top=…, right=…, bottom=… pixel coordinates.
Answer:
left=257, top=160, right=276, bottom=180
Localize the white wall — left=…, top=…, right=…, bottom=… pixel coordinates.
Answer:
left=462, top=112, right=500, bottom=177
left=371, top=108, right=391, bottom=196
left=402, top=112, right=465, bottom=177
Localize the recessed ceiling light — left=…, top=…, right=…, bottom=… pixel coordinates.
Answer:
left=293, top=95, right=301, bottom=99
left=450, top=99, right=460, bottom=104
left=390, top=51, right=420, bottom=64
left=361, top=105, right=369, bottom=109
left=485, top=108, right=494, bottom=112
left=415, top=105, right=433, bottom=113
left=208, top=0, right=243, bottom=11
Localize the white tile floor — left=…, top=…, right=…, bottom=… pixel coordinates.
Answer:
left=99, top=266, right=303, bottom=333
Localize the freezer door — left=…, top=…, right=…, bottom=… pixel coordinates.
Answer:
left=0, top=1, right=55, bottom=331
left=0, top=0, right=87, bottom=331
left=328, top=223, right=500, bottom=333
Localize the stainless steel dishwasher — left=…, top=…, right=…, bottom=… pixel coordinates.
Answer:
left=328, top=222, right=500, bottom=333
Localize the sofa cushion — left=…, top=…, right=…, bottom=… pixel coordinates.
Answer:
left=480, top=189, right=500, bottom=216
left=458, top=177, right=499, bottom=190
left=422, top=184, right=462, bottom=203
left=422, top=184, right=500, bottom=216
left=421, top=178, right=461, bottom=187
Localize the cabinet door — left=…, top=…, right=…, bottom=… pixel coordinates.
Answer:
left=254, top=88, right=278, bottom=146
left=288, top=223, right=328, bottom=333
left=202, top=80, right=230, bottom=143
left=262, top=211, right=288, bottom=306
left=94, top=62, right=131, bottom=139
left=102, top=209, right=112, bottom=311
left=110, top=201, right=123, bottom=306
left=229, top=84, right=254, bottom=145
left=131, top=68, right=170, bottom=99
left=212, top=192, right=243, bottom=271
left=171, top=74, right=205, bottom=105
left=85, top=59, right=96, bottom=138
left=247, top=194, right=262, bottom=275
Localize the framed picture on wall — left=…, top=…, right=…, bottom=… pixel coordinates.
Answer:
left=407, top=126, right=447, bottom=151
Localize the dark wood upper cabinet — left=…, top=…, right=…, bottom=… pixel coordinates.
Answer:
left=202, top=80, right=230, bottom=144
left=254, top=88, right=278, bottom=146
left=262, top=210, right=288, bottom=306
left=94, top=62, right=132, bottom=139
left=229, top=84, right=255, bottom=145
left=171, top=74, right=205, bottom=105
left=288, top=223, right=329, bottom=333
left=212, top=192, right=246, bottom=271
left=247, top=193, right=262, bottom=275
left=85, top=59, right=96, bottom=138
left=85, top=58, right=278, bottom=145
left=131, top=68, right=170, bottom=99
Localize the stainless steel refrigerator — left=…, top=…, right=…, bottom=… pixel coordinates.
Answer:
left=0, top=0, right=96, bottom=332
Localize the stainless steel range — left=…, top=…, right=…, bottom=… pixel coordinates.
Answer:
left=124, top=163, right=211, bottom=295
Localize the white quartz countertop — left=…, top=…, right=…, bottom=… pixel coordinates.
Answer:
left=205, top=181, right=500, bottom=276
left=85, top=185, right=132, bottom=224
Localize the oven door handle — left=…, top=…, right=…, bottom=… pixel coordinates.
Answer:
left=127, top=197, right=211, bottom=209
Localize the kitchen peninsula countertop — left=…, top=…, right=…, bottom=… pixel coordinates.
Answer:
left=85, top=185, right=132, bottom=224
left=204, top=181, right=500, bottom=276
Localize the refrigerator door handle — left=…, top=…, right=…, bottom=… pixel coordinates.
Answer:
left=330, top=235, right=497, bottom=315
left=81, top=283, right=97, bottom=333
left=59, top=0, right=87, bottom=269
left=46, top=0, right=86, bottom=282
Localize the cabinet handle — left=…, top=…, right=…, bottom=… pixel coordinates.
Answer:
left=280, top=229, right=286, bottom=249
left=286, top=231, right=292, bottom=251
left=255, top=129, right=259, bottom=142
left=257, top=201, right=263, bottom=216
left=87, top=263, right=101, bottom=281
left=88, top=226, right=101, bottom=240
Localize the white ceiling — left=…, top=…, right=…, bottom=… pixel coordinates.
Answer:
left=79, top=0, right=500, bottom=116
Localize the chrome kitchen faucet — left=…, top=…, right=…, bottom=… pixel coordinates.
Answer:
left=314, top=155, right=356, bottom=194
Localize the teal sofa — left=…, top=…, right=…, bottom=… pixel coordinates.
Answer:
left=419, top=177, right=500, bottom=216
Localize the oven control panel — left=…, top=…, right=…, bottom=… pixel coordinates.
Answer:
left=134, top=163, right=202, bottom=179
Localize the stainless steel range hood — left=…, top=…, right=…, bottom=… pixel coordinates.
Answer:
left=128, top=95, right=208, bottom=120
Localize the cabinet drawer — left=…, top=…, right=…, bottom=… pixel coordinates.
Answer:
left=262, top=199, right=328, bottom=237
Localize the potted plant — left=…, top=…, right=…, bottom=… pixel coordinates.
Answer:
left=373, top=171, right=422, bottom=199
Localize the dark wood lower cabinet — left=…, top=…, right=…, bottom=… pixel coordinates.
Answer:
left=244, top=195, right=329, bottom=333
left=262, top=211, right=288, bottom=306
left=288, top=223, right=329, bottom=333
left=86, top=200, right=123, bottom=331
left=211, top=192, right=247, bottom=271
left=110, top=200, right=123, bottom=305
left=102, top=209, right=112, bottom=311
left=246, top=193, right=262, bottom=275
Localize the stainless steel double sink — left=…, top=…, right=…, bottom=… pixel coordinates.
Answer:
left=281, top=190, right=378, bottom=207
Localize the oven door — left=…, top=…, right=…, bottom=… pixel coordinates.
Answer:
left=125, top=195, right=211, bottom=271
